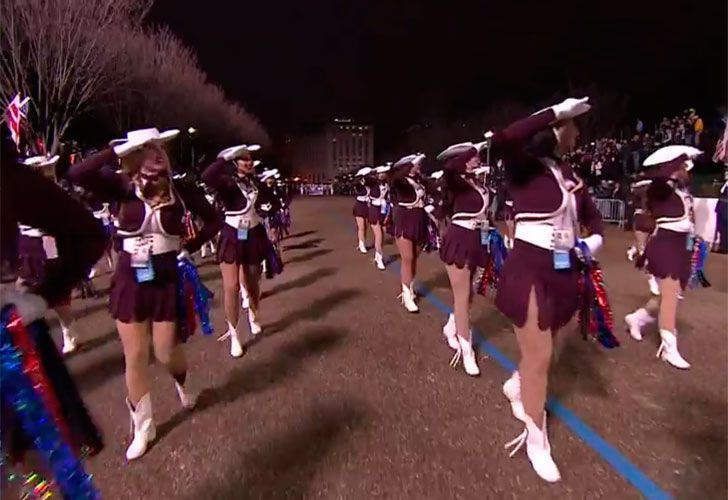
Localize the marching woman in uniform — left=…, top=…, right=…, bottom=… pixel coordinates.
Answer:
left=625, top=145, right=702, bottom=369
left=390, top=154, right=428, bottom=313
left=2, top=124, right=105, bottom=497
left=367, top=165, right=390, bottom=270
left=626, top=179, right=660, bottom=295
left=202, top=145, right=280, bottom=358
left=69, top=128, right=222, bottom=460
left=259, top=169, right=284, bottom=245
left=491, top=98, right=604, bottom=482
left=437, top=141, right=489, bottom=377
left=352, top=167, right=373, bottom=253
left=16, top=155, right=84, bottom=355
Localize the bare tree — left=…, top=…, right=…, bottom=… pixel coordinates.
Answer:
left=0, top=0, right=153, bottom=153
left=101, top=26, right=268, bottom=147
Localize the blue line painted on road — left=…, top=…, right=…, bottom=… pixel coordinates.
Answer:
left=334, top=211, right=672, bottom=499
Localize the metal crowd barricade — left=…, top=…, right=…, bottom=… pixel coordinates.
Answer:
left=594, top=198, right=626, bottom=229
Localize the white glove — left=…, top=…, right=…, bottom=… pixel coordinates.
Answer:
left=551, top=97, right=591, bottom=122
left=260, top=203, right=272, bottom=212
left=177, top=249, right=191, bottom=261
left=0, top=289, right=47, bottom=325
left=579, top=234, right=603, bottom=256
left=219, top=146, right=245, bottom=161
left=424, top=204, right=435, bottom=214
left=484, top=130, right=494, bottom=139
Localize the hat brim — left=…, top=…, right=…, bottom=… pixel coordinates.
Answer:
left=374, top=166, right=391, bottom=174
left=110, top=129, right=180, bottom=149
left=355, top=167, right=373, bottom=177
left=643, top=145, right=702, bottom=167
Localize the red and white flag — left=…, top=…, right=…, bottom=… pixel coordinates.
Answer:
left=713, top=120, right=728, bottom=165
left=5, top=93, right=30, bottom=150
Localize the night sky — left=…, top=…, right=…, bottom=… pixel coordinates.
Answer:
left=151, top=0, right=726, bottom=150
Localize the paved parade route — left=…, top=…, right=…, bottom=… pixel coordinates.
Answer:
left=62, top=197, right=727, bottom=499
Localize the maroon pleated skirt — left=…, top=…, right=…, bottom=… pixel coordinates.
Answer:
left=393, top=206, right=428, bottom=246
left=17, top=235, right=46, bottom=285
left=367, top=205, right=385, bottom=225
left=644, top=229, right=691, bottom=289
left=495, top=240, right=579, bottom=332
left=352, top=200, right=368, bottom=218
left=634, top=213, right=655, bottom=233
left=439, top=224, right=488, bottom=271
left=216, top=223, right=271, bottom=266
left=109, top=251, right=178, bottom=323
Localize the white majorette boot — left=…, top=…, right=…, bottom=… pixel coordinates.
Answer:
left=502, top=371, right=527, bottom=422
left=218, top=321, right=244, bottom=358
left=648, top=275, right=660, bottom=296
left=358, top=240, right=367, bottom=254
left=442, top=313, right=459, bottom=350
left=240, top=286, right=250, bottom=309
left=174, top=377, right=200, bottom=409
left=505, top=412, right=561, bottom=483
left=61, top=323, right=79, bottom=354
left=399, top=283, right=418, bottom=313
left=626, top=245, right=637, bottom=262
left=449, top=333, right=480, bottom=376
left=126, top=393, right=155, bottom=461
left=374, top=252, right=385, bottom=270
left=624, top=308, right=655, bottom=341
left=409, top=281, right=417, bottom=299
left=248, top=308, right=262, bottom=336
left=657, top=330, right=690, bottom=369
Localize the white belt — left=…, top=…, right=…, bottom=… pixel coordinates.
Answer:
left=398, top=200, right=425, bottom=209
left=356, top=196, right=368, bottom=202
left=224, top=212, right=262, bottom=229
left=451, top=219, right=489, bottom=231
left=370, top=199, right=383, bottom=207
left=122, top=234, right=180, bottom=255
left=656, top=219, right=692, bottom=233
left=19, top=227, right=43, bottom=238
left=515, top=223, right=575, bottom=251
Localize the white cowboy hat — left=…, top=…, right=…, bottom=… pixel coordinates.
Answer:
left=110, top=128, right=180, bottom=158
left=631, top=179, right=653, bottom=188
left=393, top=153, right=425, bottom=169
left=374, top=165, right=391, bottom=174
left=23, top=154, right=60, bottom=167
left=217, top=144, right=262, bottom=161
left=259, top=168, right=279, bottom=182
left=436, top=142, right=480, bottom=162
left=355, top=166, right=373, bottom=177
left=643, top=145, right=702, bottom=170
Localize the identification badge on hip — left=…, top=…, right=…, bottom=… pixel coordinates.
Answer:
left=130, top=238, right=151, bottom=268
left=134, top=261, right=155, bottom=283
left=480, top=229, right=490, bottom=246
left=553, top=250, right=571, bottom=270
left=686, top=234, right=695, bottom=251
left=237, top=218, right=250, bottom=241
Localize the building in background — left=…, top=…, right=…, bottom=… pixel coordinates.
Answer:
left=290, top=118, right=374, bottom=182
